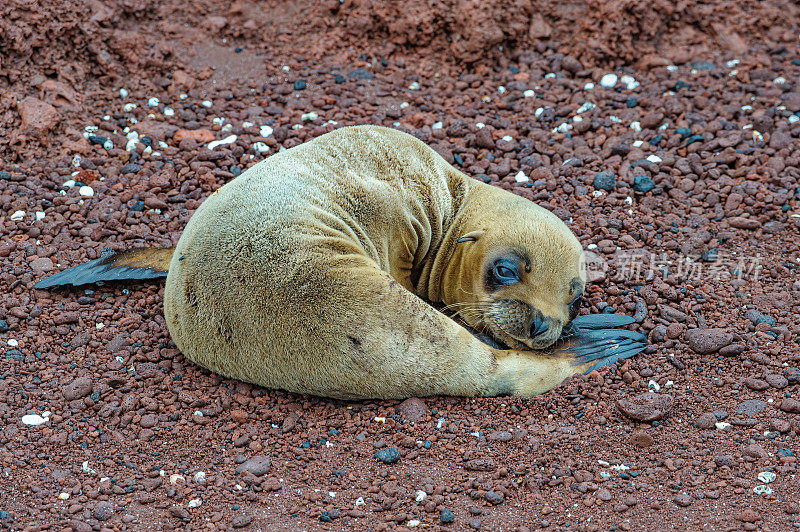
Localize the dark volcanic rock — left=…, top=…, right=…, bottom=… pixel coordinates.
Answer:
left=616, top=393, right=674, bottom=422
left=685, top=329, right=734, bottom=354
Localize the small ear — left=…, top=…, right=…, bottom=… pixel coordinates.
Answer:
left=456, top=230, right=485, bottom=243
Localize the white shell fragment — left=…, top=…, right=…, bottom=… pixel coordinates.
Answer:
left=600, top=74, right=618, bottom=88
left=758, top=471, right=776, bottom=483
left=753, top=485, right=773, bottom=495
left=620, top=75, right=640, bottom=90
left=207, top=135, right=237, bottom=150
left=22, top=411, right=51, bottom=425
left=514, top=171, right=529, bottom=183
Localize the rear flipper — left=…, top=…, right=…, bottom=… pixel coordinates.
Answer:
left=34, top=247, right=175, bottom=289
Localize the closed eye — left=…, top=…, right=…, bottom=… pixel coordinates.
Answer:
left=568, top=294, right=583, bottom=320
left=491, top=259, right=519, bottom=285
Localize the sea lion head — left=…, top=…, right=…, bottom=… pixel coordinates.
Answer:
left=446, top=192, right=585, bottom=350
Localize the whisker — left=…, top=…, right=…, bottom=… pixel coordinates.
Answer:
left=441, top=301, right=492, bottom=312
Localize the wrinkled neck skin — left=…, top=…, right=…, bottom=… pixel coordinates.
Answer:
left=415, top=176, right=489, bottom=305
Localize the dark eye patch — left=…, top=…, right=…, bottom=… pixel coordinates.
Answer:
left=485, top=257, right=521, bottom=290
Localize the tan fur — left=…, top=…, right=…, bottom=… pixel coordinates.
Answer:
left=164, top=125, right=591, bottom=399
left=113, top=247, right=176, bottom=272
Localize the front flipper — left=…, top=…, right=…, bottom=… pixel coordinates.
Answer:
left=491, top=313, right=646, bottom=395
left=554, top=313, right=647, bottom=374
left=567, top=313, right=637, bottom=330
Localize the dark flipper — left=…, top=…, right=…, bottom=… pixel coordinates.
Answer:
left=553, top=312, right=647, bottom=373
left=565, top=328, right=647, bottom=343
left=568, top=313, right=636, bottom=330
left=443, top=307, right=646, bottom=371
left=34, top=247, right=175, bottom=289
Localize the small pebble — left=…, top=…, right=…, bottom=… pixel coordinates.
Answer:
left=93, top=501, right=113, bottom=521
left=484, top=490, right=504, bottom=505
left=673, top=493, right=693, bottom=507
left=616, top=392, right=674, bottom=422
left=232, top=514, right=253, bottom=528
left=440, top=509, right=455, bottom=524
left=374, top=447, right=400, bottom=464
left=633, top=175, right=655, bottom=193
left=695, top=412, right=716, bottom=429
left=593, top=172, right=616, bottom=191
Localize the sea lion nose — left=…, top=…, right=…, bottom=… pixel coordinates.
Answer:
left=530, top=315, right=550, bottom=337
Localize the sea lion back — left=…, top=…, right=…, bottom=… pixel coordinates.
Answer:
left=162, top=126, right=459, bottom=395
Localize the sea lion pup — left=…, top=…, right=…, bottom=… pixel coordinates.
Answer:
left=36, top=125, right=645, bottom=399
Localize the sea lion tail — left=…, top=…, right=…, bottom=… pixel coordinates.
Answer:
left=34, top=247, right=175, bottom=289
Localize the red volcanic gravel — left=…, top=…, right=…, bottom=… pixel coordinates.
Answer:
left=2, top=0, right=800, bottom=530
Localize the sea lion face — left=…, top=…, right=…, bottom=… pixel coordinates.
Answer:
left=476, top=247, right=584, bottom=350
left=451, top=203, right=585, bottom=351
